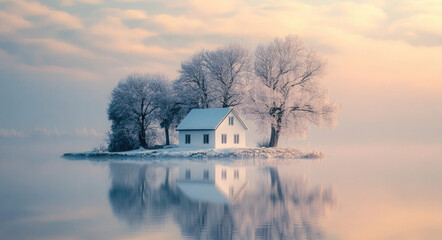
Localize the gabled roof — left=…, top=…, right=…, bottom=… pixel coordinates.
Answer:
left=176, top=107, right=248, bottom=131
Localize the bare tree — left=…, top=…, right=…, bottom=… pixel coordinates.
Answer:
left=203, top=43, right=251, bottom=107
left=176, top=44, right=251, bottom=109
left=108, top=73, right=163, bottom=150
left=155, top=80, right=182, bottom=146
left=176, top=51, right=214, bottom=109
left=248, top=35, right=338, bottom=147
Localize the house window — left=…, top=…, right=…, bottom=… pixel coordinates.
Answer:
left=234, top=134, right=239, bottom=144
left=185, top=134, right=191, bottom=144
left=185, top=169, right=191, bottom=179
left=222, top=169, right=227, bottom=179
left=229, top=116, right=234, bottom=125
left=229, top=186, right=234, bottom=196
left=203, top=134, right=209, bottom=144
left=234, top=169, right=239, bottom=179
left=221, top=134, right=227, bottom=144
left=204, top=170, right=209, bottom=179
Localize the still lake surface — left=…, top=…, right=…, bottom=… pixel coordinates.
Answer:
left=0, top=141, right=441, bottom=240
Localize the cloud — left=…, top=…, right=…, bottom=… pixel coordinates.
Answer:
left=0, top=11, right=32, bottom=33
left=4, top=0, right=83, bottom=29
left=1, top=0, right=441, bottom=80
left=0, top=48, right=103, bottom=81
left=19, top=38, right=96, bottom=58
left=2, top=0, right=441, bottom=84
left=0, top=129, right=25, bottom=137
left=188, top=0, right=240, bottom=16
left=190, top=0, right=387, bottom=41
left=389, top=14, right=442, bottom=46
left=59, top=0, right=102, bottom=7
left=324, top=2, right=387, bottom=33
left=31, top=127, right=60, bottom=137
left=395, top=0, right=442, bottom=15
left=7, top=0, right=50, bottom=16
left=101, top=8, right=148, bottom=19
left=150, top=14, right=206, bottom=34
left=0, top=127, right=104, bottom=138
left=19, top=64, right=104, bottom=81
left=75, top=127, right=104, bottom=137
left=325, top=35, right=442, bottom=92
left=41, top=10, right=83, bottom=29
left=86, top=16, right=168, bottom=57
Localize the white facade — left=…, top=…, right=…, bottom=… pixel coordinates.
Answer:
left=178, top=130, right=215, bottom=148
left=176, top=108, right=247, bottom=149
left=214, top=111, right=246, bottom=148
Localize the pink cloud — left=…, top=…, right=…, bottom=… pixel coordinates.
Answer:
left=0, top=129, right=25, bottom=137
left=75, top=127, right=104, bottom=137
left=0, top=11, right=32, bottom=33
left=5, top=0, right=83, bottom=29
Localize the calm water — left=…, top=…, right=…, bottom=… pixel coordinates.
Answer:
left=0, top=142, right=441, bottom=240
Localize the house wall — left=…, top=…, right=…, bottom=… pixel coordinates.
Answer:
left=178, top=130, right=215, bottom=148
left=215, top=111, right=247, bottom=148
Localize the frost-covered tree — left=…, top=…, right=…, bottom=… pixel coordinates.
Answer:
left=107, top=126, right=139, bottom=152
left=203, top=43, right=251, bottom=107
left=176, top=44, right=251, bottom=109
left=248, top=35, right=338, bottom=147
left=107, top=73, right=163, bottom=151
left=154, top=80, right=182, bottom=146
left=176, top=51, right=214, bottom=109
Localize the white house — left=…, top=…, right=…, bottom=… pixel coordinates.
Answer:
left=176, top=108, right=248, bottom=148
left=176, top=163, right=247, bottom=204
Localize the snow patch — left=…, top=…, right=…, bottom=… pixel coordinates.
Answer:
left=63, top=146, right=324, bottom=162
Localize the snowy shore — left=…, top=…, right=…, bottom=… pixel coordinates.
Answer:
left=63, top=146, right=324, bottom=160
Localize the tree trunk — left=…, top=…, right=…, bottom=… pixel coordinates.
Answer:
left=139, top=100, right=148, bottom=149
left=139, top=130, right=148, bottom=149
left=222, top=92, right=229, bottom=108
left=164, top=126, right=170, bottom=145
left=203, top=92, right=209, bottom=108
left=269, top=125, right=280, bottom=147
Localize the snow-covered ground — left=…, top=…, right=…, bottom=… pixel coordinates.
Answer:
left=63, top=146, right=324, bottom=161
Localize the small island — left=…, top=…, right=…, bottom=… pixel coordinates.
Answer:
left=64, top=107, right=323, bottom=160
left=63, top=146, right=323, bottom=160
left=65, top=35, right=337, bottom=160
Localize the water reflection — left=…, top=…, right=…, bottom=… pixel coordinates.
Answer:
left=108, top=161, right=336, bottom=239
left=177, top=164, right=247, bottom=204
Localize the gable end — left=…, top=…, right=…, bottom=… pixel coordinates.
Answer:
left=214, top=109, right=248, bottom=130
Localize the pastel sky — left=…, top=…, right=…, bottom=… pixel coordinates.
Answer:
left=1, top=0, right=441, bottom=146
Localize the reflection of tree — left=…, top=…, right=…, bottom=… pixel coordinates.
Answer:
left=108, top=162, right=336, bottom=239
left=235, top=167, right=335, bottom=239
left=108, top=162, right=180, bottom=228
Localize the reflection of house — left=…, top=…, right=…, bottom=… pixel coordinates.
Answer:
left=176, top=164, right=247, bottom=204
left=108, top=162, right=337, bottom=239
left=176, top=108, right=248, bottom=148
